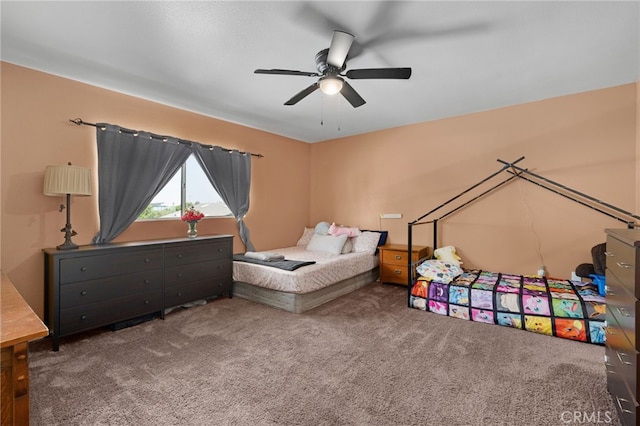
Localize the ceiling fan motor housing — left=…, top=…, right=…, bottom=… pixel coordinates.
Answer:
left=315, top=48, right=345, bottom=75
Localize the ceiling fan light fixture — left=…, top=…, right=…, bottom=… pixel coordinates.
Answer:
left=319, top=76, right=343, bottom=95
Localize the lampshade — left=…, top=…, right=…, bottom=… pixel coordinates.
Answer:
left=319, top=76, right=344, bottom=95
left=44, top=164, right=92, bottom=196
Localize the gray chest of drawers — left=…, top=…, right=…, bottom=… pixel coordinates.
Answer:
left=605, top=228, right=640, bottom=426
left=44, top=235, right=233, bottom=351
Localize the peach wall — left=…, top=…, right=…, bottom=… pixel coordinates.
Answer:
left=1, top=60, right=638, bottom=319
left=1, top=62, right=311, bottom=318
left=310, top=84, right=638, bottom=278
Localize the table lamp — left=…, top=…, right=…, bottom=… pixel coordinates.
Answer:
left=43, top=163, right=92, bottom=250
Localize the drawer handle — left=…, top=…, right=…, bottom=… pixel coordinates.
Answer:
left=177, top=292, right=182, bottom=297
left=617, top=307, right=631, bottom=318
left=617, top=351, right=632, bottom=366
left=16, top=375, right=26, bottom=382
left=394, top=269, right=402, bottom=275
left=605, top=288, right=615, bottom=296
left=606, top=327, right=616, bottom=335
left=604, top=251, right=614, bottom=257
left=144, top=258, right=150, bottom=263
left=616, top=261, right=632, bottom=269
left=615, top=396, right=634, bottom=414
left=177, top=254, right=183, bottom=259
left=144, top=300, right=150, bottom=305
left=394, top=255, right=402, bottom=260
left=144, top=279, right=150, bottom=284
left=177, top=273, right=183, bottom=278
left=81, top=315, right=87, bottom=320
left=16, top=354, right=26, bottom=361
left=80, top=291, right=87, bottom=296
left=80, top=266, right=87, bottom=272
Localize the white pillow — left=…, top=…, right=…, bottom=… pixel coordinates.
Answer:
left=306, top=233, right=348, bottom=255
left=341, top=238, right=354, bottom=254
left=353, top=231, right=381, bottom=254
left=296, top=227, right=315, bottom=246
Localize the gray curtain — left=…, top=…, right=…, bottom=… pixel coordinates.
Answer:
left=192, top=145, right=255, bottom=251
left=92, top=123, right=192, bottom=244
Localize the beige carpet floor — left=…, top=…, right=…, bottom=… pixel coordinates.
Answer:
left=28, top=282, right=620, bottom=425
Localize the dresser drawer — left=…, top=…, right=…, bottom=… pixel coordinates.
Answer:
left=59, top=248, right=163, bottom=284
left=606, top=235, right=639, bottom=297
left=606, top=312, right=639, bottom=397
left=60, top=270, right=163, bottom=309
left=165, top=278, right=232, bottom=308
left=164, top=258, right=231, bottom=286
left=607, top=274, right=639, bottom=349
left=165, top=240, right=231, bottom=266
left=60, top=291, right=163, bottom=335
left=607, top=367, right=638, bottom=426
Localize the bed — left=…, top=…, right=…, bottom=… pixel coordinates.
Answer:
left=406, top=157, right=640, bottom=345
left=233, top=227, right=385, bottom=313
left=409, top=265, right=606, bottom=344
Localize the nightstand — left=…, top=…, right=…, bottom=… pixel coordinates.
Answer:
left=378, top=244, right=431, bottom=285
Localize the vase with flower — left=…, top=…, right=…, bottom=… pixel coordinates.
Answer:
left=181, top=206, right=205, bottom=239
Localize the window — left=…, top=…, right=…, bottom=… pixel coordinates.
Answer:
left=137, top=154, right=232, bottom=220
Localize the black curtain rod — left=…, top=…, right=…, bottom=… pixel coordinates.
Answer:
left=69, top=118, right=263, bottom=158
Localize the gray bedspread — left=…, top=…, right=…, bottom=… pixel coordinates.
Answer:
left=233, top=254, right=316, bottom=271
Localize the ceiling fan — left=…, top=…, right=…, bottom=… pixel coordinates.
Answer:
left=254, top=30, right=411, bottom=108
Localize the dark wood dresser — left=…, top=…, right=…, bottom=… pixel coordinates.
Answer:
left=43, top=235, right=233, bottom=351
left=604, top=228, right=640, bottom=426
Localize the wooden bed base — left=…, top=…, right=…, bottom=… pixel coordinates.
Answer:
left=232, top=268, right=379, bottom=313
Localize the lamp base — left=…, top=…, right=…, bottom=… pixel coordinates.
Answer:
left=57, top=240, right=79, bottom=250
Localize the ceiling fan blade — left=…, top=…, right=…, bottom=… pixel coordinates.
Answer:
left=255, top=69, right=319, bottom=77
left=340, top=81, right=365, bottom=108
left=345, top=68, right=412, bottom=80
left=327, top=30, right=354, bottom=69
left=284, top=83, right=319, bottom=106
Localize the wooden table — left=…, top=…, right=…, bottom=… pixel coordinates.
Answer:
left=1, top=271, right=49, bottom=426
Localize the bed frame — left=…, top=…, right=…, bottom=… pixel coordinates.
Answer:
left=407, top=156, right=640, bottom=296
left=233, top=268, right=378, bottom=313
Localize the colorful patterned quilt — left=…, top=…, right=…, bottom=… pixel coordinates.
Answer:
left=409, top=269, right=606, bottom=345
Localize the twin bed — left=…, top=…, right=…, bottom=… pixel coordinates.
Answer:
left=409, top=265, right=607, bottom=344
left=404, top=157, right=640, bottom=346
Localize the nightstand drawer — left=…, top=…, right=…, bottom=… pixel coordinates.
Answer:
left=381, top=264, right=409, bottom=284
left=382, top=250, right=410, bottom=266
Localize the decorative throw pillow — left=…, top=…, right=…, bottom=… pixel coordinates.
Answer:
left=433, top=246, right=463, bottom=266
left=306, top=233, right=348, bottom=255
left=416, top=259, right=463, bottom=284
left=296, top=228, right=315, bottom=246
left=315, top=221, right=331, bottom=235
left=329, top=222, right=362, bottom=237
left=352, top=231, right=382, bottom=254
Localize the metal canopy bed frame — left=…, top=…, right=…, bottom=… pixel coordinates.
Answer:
left=407, top=156, right=640, bottom=290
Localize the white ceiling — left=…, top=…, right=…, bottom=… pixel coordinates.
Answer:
left=2, top=1, right=639, bottom=143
